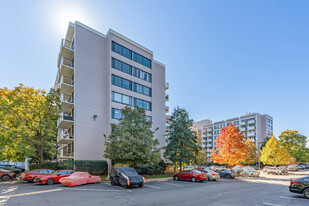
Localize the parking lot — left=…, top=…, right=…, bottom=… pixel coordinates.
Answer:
left=0, top=170, right=308, bottom=206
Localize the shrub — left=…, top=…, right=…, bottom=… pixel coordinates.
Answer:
left=29, top=160, right=107, bottom=175
left=135, top=160, right=167, bottom=175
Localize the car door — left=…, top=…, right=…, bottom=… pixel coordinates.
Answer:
left=55, top=171, right=67, bottom=183
left=179, top=171, right=187, bottom=180
left=186, top=170, right=193, bottom=180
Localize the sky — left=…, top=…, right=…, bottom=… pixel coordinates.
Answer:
left=0, top=0, right=308, bottom=139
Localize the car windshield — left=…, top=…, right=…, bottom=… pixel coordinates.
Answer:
left=51, top=171, right=60, bottom=175
left=194, top=170, right=202, bottom=174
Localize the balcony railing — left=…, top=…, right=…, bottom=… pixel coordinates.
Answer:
left=61, top=57, right=74, bottom=68
left=61, top=94, right=74, bottom=104
left=61, top=39, right=74, bottom=50
left=60, top=75, right=74, bottom=86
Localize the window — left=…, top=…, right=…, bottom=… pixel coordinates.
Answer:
left=58, top=171, right=67, bottom=175
left=133, top=53, right=151, bottom=68
left=134, top=83, right=151, bottom=96
left=112, top=75, right=151, bottom=96
left=132, top=67, right=152, bottom=82
left=134, top=98, right=151, bottom=111
left=112, top=58, right=132, bottom=75
left=112, top=108, right=122, bottom=119
left=112, top=92, right=132, bottom=106
left=112, top=41, right=132, bottom=59
left=145, top=116, right=152, bottom=121
left=112, top=75, right=132, bottom=91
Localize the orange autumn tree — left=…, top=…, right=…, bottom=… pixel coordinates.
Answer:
left=210, top=123, right=249, bottom=167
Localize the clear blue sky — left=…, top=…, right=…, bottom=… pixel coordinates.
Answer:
left=0, top=0, right=308, bottom=139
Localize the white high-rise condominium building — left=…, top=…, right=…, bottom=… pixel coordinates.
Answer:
left=201, top=113, right=273, bottom=158
left=54, top=22, right=168, bottom=160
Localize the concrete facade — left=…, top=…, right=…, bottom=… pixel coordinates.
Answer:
left=54, top=22, right=167, bottom=160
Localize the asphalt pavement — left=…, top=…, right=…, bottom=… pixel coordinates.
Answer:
left=0, top=170, right=308, bottom=206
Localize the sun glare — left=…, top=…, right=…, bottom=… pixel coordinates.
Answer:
left=49, top=2, right=95, bottom=37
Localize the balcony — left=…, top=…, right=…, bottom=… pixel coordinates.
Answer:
left=247, top=119, right=256, bottom=124
left=57, top=129, right=74, bottom=144
left=206, top=133, right=213, bottom=137
left=247, top=125, right=256, bottom=130
left=59, top=57, right=74, bottom=78
left=206, top=138, right=213, bottom=142
left=240, top=121, right=247, bottom=126
left=247, top=131, right=256, bottom=137
left=59, top=75, right=74, bottom=95
left=61, top=94, right=74, bottom=113
left=165, top=82, right=169, bottom=90
left=59, top=150, right=74, bottom=160
left=165, top=106, right=169, bottom=113
left=57, top=39, right=74, bottom=68
left=57, top=112, right=74, bottom=129
left=165, top=94, right=169, bottom=102
left=240, top=127, right=246, bottom=132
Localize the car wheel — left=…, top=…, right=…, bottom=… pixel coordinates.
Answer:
left=303, top=188, right=309, bottom=199
left=32, top=177, right=37, bottom=183
left=119, top=177, right=128, bottom=188
left=191, top=177, right=196, bottom=182
left=46, top=178, right=55, bottom=185
left=225, top=174, right=231, bottom=179
left=1, top=175, right=10, bottom=181
left=174, top=176, right=179, bottom=181
left=213, top=179, right=217, bottom=181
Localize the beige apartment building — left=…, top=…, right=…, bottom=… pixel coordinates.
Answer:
left=199, top=113, right=273, bottom=158
left=54, top=21, right=168, bottom=160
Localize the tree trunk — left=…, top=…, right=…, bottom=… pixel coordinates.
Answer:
left=180, top=160, right=182, bottom=172
left=173, top=163, right=176, bottom=174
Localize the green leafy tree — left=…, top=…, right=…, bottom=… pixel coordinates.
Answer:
left=279, top=130, right=308, bottom=162
left=0, top=84, right=60, bottom=163
left=164, top=107, right=198, bottom=172
left=193, top=137, right=207, bottom=166
left=242, top=140, right=258, bottom=165
left=104, top=106, right=160, bottom=167
left=260, top=136, right=291, bottom=166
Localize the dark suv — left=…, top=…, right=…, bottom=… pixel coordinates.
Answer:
left=215, top=169, right=236, bottom=179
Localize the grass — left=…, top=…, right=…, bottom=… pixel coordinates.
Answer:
left=99, top=173, right=174, bottom=182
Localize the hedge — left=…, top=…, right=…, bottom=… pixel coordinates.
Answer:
left=29, top=160, right=108, bottom=175
left=30, top=159, right=166, bottom=176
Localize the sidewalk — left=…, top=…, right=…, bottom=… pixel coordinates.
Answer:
left=145, top=177, right=173, bottom=182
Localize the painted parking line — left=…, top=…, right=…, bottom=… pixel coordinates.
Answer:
left=64, top=188, right=125, bottom=192
left=0, top=188, right=63, bottom=199
left=144, top=184, right=160, bottom=189
left=280, top=196, right=308, bottom=201
left=103, top=183, right=132, bottom=192
left=262, top=202, right=282, bottom=206
left=158, top=182, right=182, bottom=187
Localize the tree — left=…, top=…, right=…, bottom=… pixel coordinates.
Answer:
left=260, top=136, right=291, bottom=166
left=241, top=140, right=258, bottom=165
left=104, top=106, right=160, bottom=167
left=0, top=84, right=60, bottom=163
left=210, top=123, right=249, bottom=167
left=164, top=107, right=198, bottom=172
left=194, top=137, right=207, bottom=166
left=279, top=130, right=307, bottom=162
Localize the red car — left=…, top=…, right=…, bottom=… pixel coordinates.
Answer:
left=59, top=172, right=101, bottom=187
left=173, top=170, right=208, bottom=182
left=36, top=170, right=75, bottom=185
left=0, top=171, right=16, bottom=181
left=20, top=169, right=55, bottom=182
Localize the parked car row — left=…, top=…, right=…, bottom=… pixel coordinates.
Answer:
left=0, top=164, right=25, bottom=174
